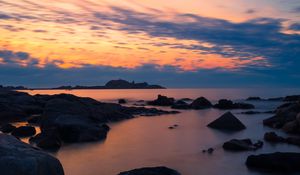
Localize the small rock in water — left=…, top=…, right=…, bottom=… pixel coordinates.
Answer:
left=168, top=126, right=174, bottom=129
left=207, top=148, right=214, bottom=154
left=0, top=123, right=16, bottom=133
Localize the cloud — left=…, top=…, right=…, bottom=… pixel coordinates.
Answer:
left=289, top=23, right=300, bottom=31
left=0, top=13, right=12, bottom=19
left=292, top=6, right=300, bottom=13
left=0, top=50, right=38, bottom=66
left=245, top=9, right=256, bottom=14
left=92, top=7, right=300, bottom=69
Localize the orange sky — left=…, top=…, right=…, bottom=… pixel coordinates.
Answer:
left=0, top=0, right=299, bottom=71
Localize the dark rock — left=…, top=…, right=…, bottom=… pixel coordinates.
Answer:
left=118, top=99, right=127, bottom=104
left=148, top=95, right=175, bottom=106
left=171, top=100, right=190, bottom=109
left=190, top=97, right=212, bottom=109
left=0, top=123, right=16, bottom=133
left=207, top=148, right=214, bottom=154
left=168, top=126, right=174, bottom=129
left=264, top=132, right=285, bottom=143
left=246, top=152, right=300, bottom=172
left=105, top=79, right=165, bottom=89
left=223, top=139, right=263, bottom=151
left=27, top=115, right=42, bottom=124
left=241, top=111, right=261, bottom=115
left=0, top=134, right=64, bottom=175
left=30, top=129, right=62, bottom=151
left=284, top=95, right=300, bottom=102
left=118, top=166, right=180, bottom=175
left=11, top=126, right=36, bottom=137
left=0, top=103, right=28, bottom=123
left=207, top=112, right=246, bottom=131
left=214, top=99, right=254, bottom=109
left=180, top=98, right=193, bottom=101
left=267, top=97, right=284, bottom=101
left=246, top=97, right=262, bottom=101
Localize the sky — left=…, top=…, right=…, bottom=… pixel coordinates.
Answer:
left=0, top=0, right=300, bottom=88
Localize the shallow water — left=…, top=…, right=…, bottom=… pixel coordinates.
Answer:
left=23, top=88, right=300, bottom=175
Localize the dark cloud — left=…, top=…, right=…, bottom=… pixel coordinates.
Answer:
left=289, top=23, right=300, bottom=31
left=0, top=13, right=12, bottom=19
left=93, top=7, right=300, bottom=70
left=245, top=9, right=256, bottom=14
left=292, top=6, right=300, bottom=13
left=0, top=50, right=38, bottom=66
left=32, top=29, right=47, bottom=33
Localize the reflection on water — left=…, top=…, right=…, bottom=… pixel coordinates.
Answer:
left=22, top=89, right=300, bottom=175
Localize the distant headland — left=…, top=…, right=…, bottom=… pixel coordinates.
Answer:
left=0, top=79, right=166, bottom=90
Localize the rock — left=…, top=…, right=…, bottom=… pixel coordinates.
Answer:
left=171, top=100, right=190, bottom=109
left=214, top=99, right=254, bottom=109
left=29, top=129, right=62, bottom=151
left=118, top=166, right=180, bottom=175
left=284, top=95, right=300, bottom=102
left=207, top=112, right=246, bottom=131
left=168, top=126, right=175, bottom=129
left=189, top=97, right=212, bottom=109
left=11, top=126, right=36, bottom=137
left=223, top=139, right=263, bottom=151
left=118, top=99, right=126, bottom=104
left=263, top=102, right=300, bottom=134
left=241, top=111, right=261, bottom=115
left=0, top=123, right=16, bottom=133
left=27, top=115, right=42, bottom=124
left=246, top=152, right=300, bottom=172
left=246, top=97, right=262, bottom=101
left=0, top=134, right=64, bottom=175
left=267, top=97, right=284, bottom=101
left=264, top=132, right=285, bottom=143
left=207, top=148, right=214, bottom=154
left=0, top=103, right=28, bottom=123
left=148, top=95, right=175, bottom=106
left=180, top=98, right=193, bottom=101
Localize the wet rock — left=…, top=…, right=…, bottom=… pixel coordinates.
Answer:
left=0, top=123, right=16, bottom=133
left=118, top=166, right=181, bottom=175
left=207, top=112, right=246, bottom=131
left=214, top=99, right=254, bottom=109
left=223, top=139, right=263, bottom=151
left=148, top=95, right=175, bottom=106
left=0, top=134, right=64, bottom=175
left=246, top=152, right=300, bottom=172
left=118, top=99, right=126, bottom=104
left=0, top=103, right=28, bottom=123
left=27, top=115, right=43, bottom=124
left=207, top=148, right=214, bottom=154
left=190, top=97, right=212, bottom=109
left=11, top=126, right=36, bottom=137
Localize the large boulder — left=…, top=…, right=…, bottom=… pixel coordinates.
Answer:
left=264, top=132, right=300, bottom=147
left=190, top=97, right=212, bottom=109
left=223, top=139, right=263, bottom=151
left=207, top=112, right=246, bottom=131
left=214, top=99, right=254, bottom=109
left=118, top=166, right=180, bottom=175
left=11, top=126, right=36, bottom=137
left=0, top=134, right=64, bottom=175
left=246, top=152, right=300, bottom=172
left=29, top=128, right=62, bottom=151
left=171, top=100, right=190, bottom=109
left=148, top=95, right=175, bottom=106
left=0, top=103, right=28, bottom=123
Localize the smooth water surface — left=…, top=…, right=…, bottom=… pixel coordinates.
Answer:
left=23, top=88, right=300, bottom=175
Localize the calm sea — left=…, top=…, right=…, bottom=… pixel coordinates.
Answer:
left=23, top=88, right=300, bottom=175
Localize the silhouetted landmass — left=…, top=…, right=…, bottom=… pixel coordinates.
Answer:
left=52, top=79, right=165, bottom=89
left=0, top=85, right=27, bottom=90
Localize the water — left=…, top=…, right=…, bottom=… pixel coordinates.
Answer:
left=23, top=88, right=300, bottom=175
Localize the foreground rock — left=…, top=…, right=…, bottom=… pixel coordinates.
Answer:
left=246, top=152, right=300, bottom=172
left=190, top=97, right=212, bottom=109
left=0, top=134, right=64, bottom=175
left=214, top=99, right=254, bottom=109
left=118, top=166, right=180, bottom=175
left=148, top=95, right=175, bottom=106
left=207, top=112, right=246, bottom=131
left=11, top=126, right=36, bottom=137
left=223, top=139, right=263, bottom=151
left=30, top=129, right=62, bottom=151
left=263, top=102, right=300, bottom=134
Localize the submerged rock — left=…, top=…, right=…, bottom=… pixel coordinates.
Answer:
left=246, top=152, right=300, bottom=172
left=246, top=97, right=262, bottom=101
left=148, top=95, right=175, bottom=106
left=118, top=166, right=180, bottom=175
left=30, top=129, right=62, bottom=151
left=207, top=112, right=246, bottom=131
left=171, top=100, right=190, bottom=109
left=0, top=123, right=16, bottom=133
left=223, top=139, right=263, bottom=151
left=11, top=126, right=36, bottom=137
left=0, top=134, right=64, bottom=175
left=190, top=97, right=212, bottom=109
left=264, top=132, right=300, bottom=146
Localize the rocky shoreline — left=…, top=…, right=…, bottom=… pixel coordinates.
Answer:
left=1, top=90, right=300, bottom=174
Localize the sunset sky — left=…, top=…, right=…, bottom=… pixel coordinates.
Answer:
left=0, top=0, right=300, bottom=87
